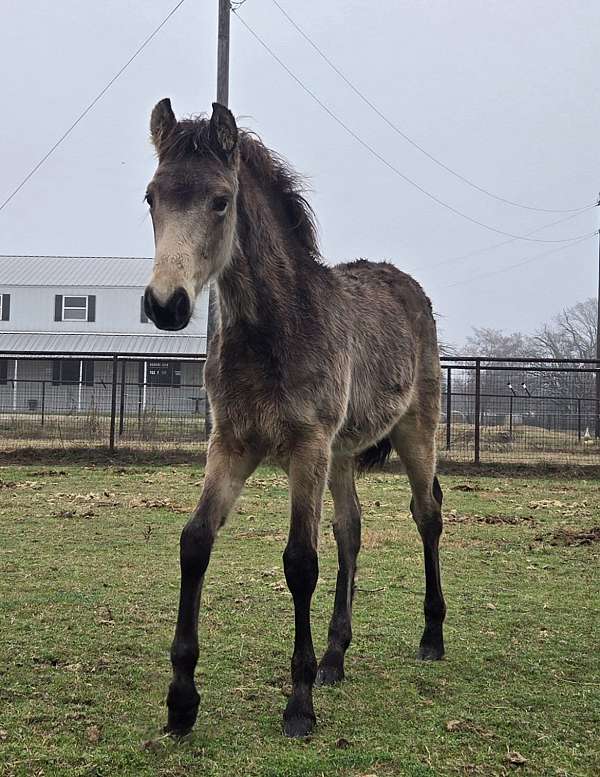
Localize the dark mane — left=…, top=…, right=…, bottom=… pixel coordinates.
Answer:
left=158, top=116, right=321, bottom=260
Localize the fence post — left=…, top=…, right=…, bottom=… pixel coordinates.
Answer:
left=596, top=363, right=600, bottom=439
left=41, top=380, right=46, bottom=427
left=509, top=394, right=513, bottom=438
left=577, top=398, right=582, bottom=442
left=109, top=356, right=118, bottom=451
left=445, top=367, right=452, bottom=451
left=474, top=358, right=481, bottom=465
left=118, top=360, right=126, bottom=436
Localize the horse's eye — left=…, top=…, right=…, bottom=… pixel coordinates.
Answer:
left=144, top=192, right=154, bottom=208
left=212, top=196, right=229, bottom=214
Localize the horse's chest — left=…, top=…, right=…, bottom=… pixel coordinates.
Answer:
left=206, top=359, right=290, bottom=443
left=205, top=346, right=346, bottom=449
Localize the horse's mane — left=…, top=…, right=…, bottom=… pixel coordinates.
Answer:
left=158, top=117, right=321, bottom=261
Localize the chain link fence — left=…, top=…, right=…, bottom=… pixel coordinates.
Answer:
left=1, top=352, right=599, bottom=465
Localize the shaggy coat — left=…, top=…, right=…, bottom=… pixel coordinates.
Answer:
left=143, top=100, right=446, bottom=739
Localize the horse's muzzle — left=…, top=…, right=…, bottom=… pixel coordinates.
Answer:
left=144, top=286, right=191, bottom=331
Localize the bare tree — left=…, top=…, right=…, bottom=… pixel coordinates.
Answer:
left=534, top=298, right=597, bottom=360
left=464, top=327, right=540, bottom=359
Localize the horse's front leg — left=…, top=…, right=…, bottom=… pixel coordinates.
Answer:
left=282, top=436, right=330, bottom=738
left=165, top=435, right=259, bottom=735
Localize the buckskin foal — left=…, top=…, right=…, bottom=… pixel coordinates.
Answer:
left=143, top=99, right=446, bottom=738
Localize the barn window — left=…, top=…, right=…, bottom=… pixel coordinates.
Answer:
left=0, top=293, right=10, bottom=321
left=52, top=359, right=95, bottom=386
left=54, top=294, right=96, bottom=322
left=0, top=359, right=7, bottom=385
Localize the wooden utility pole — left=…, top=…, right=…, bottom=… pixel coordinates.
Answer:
left=217, top=0, right=230, bottom=106
left=205, top=0, right=231, bottom=439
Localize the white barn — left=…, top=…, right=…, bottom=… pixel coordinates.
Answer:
left=0, top=255, right=208, bottom=416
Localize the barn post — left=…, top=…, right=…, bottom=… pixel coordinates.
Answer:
left=12, top=359, right=18, bottom=411
left=118, top=360, right=126, bottom=436
left=41, top=380, right=46, bottom=427
left=109, top=355, right=118, bottom=451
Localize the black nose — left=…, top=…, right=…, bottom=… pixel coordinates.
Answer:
left=144, top=286, right=191, bottom=331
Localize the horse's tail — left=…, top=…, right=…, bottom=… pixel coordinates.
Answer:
left=356, top=437, right=393, bottom=473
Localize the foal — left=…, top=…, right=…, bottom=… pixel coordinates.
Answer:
left=144, top=99, right=446, bottom=738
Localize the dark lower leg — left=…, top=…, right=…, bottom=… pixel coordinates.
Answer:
left=165, top=441, right=257, bottom=735
left=165, top=509, right=214, bottom=735
left=317, top=467, right=360, bottom=685
left=283, top=540, right=319, bottom=737
left=282, top=440, right=328, bottom=737
left=415, top=478, right=446, bottom=660
left=316, top=553, right=356, bottom=685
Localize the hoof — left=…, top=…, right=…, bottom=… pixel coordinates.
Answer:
left=165, top=681, right=200, bottom=736
left=283, top=695, right=316, bottom=738
left=283, top=714, right=315, bottom=738
left=315, top=662, right=344, bottom=687
left=417, top=643, right=445, bottom=661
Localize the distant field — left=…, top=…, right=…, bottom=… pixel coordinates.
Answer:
left=0, top=410, right=206, bottom=448
left=2, top=413, right=600, bottom=465
left=1, top=465, right=599, bottom=776
left=437, top=422, right=600, bottom=466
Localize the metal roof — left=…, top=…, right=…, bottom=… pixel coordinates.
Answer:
left=0, top=255, right=154, bottom=287
left=0, top=331, right=206, bottom=356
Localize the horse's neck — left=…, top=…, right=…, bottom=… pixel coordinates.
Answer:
left=215, top=182, right=303, bottom=332
left=215, top=245, right=260, bottom=328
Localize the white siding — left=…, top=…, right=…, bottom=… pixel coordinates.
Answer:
left=0, top=286, right=209, bottom=336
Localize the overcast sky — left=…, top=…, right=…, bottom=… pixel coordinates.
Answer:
left=1, top=0, right=599, bottom=346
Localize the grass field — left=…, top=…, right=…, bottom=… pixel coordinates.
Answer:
left=0, top=463, right=598, bottom=776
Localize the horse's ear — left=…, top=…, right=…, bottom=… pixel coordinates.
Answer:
left=209, top=102, right=238, bottom=161
left=150, top=98, right=176, bottom=154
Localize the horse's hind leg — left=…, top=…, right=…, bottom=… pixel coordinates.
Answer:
left=316, top=456, right=361, bottom=686
left=390, top=416, right=446, bottom=660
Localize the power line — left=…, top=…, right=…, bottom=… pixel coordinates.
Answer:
left=233, top=10, right=593, bottom=245
left=270, top=0, right=594, bottom=215
left=0, top=0, right=188, bottom=215
left=426, top=206, right=596, bottom=270
left=447, top=233, right=596, bottom=289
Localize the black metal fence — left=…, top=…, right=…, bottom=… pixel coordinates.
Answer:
left=0, top=352, right=206, bottom=451
left=1, top=351, right=599, bottom=465
left=439, top=357, right=600, bottom=465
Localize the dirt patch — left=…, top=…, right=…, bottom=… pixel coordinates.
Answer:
left=29, top=469, right=68, bottom=477
left=446, top=512, right=534, bottom=526
left=54, top=508, right=95, bottom=520
left=128, top=496, right=189, bottom=513
left=445, top=719, right=495, bottom=738
left=538, top=526, right=600, bottom=547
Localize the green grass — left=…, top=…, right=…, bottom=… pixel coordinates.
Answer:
left=0, top=464, right=598, bottom=776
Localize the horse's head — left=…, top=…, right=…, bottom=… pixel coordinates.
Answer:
left=143, top=99, right=239, bottom=331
